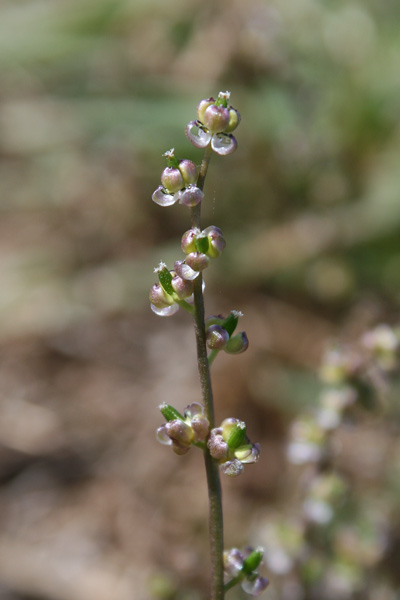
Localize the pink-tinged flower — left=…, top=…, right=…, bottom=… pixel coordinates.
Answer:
left=205, top=310, right=249, bottom=354
left=156, top=402, right=210, bottom=455
left=208, top=418, right=260, bottom=477
left=152, top=148, right=204, bottom=208
left=149, top=262, right=194, bottom=317
left=224, top=547, right=269, bottom=597
left=185, top=91, right=240, bottom=156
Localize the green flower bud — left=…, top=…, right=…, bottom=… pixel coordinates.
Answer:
left=204, top=225, right=226, bottom=258
left=225, top=331, right=249, bottom=354
left=224, top=107, right=241, bottom=133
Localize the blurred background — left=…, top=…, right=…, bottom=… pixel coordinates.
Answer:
left=0, top=0, right=400, bottom=598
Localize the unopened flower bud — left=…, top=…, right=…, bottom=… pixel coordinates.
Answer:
left=224, top=107, right=241, bottom=133
left=204, top=225, right=226, bottom=258
left=185, top=252, right=210, bottom=272
left=208, top=429, right=229, bottom=460
left=166, top=420, right=193, bottom=446
left=225, top=331, right=249, bottom=354
left=149, top=283, right=174, bottom=308
left=197, top=97, right=215, bottom=122
left=178, top=159, right=198, bottom=185
left=181, top=228, right=199, bottom=254
left=179, top=185, right=204, bottom=207
left=191, top=414, right=210, bottom=442
left=203, top=104, right=230, bottom=134
left=161, top=167, right=184, bottom=194
left=171, top=273, right=194, bottom=299
left=207, top=325, right=229, bottom=350
left=174, top=259, right=199, bottom=281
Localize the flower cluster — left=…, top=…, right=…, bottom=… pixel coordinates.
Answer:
left=208, top=417, right=260, bottom=477
left=152, top=148, right=204, bottom=208
left=186, top=91, right=240, bottom=156
left=224, top=547, right=269, bottom=597
left=206, top=310, right=249, bottom=355
left=174, top=225, right=226, bottom=281
left=157, top=402, right=210, bottom=455
left=149, top=262, right=196, bottom=317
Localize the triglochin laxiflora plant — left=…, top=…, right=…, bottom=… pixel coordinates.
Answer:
left=149, top=92, right=269, bottom=599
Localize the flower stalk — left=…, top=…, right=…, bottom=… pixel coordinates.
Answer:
left=150, top=92, right=267, bottom=599
left=191, top=145, right=225, bottom=598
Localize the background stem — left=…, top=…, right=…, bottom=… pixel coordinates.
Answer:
left=191, top=144, right=225, bottom=599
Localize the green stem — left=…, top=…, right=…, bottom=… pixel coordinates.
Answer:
left=224, top=575, right=242, bottom=593
left=175, top=298, right=195, bottom=315
left=191, top=144, right=224, bottom=600
left=208, top=349, right=219, bottom=366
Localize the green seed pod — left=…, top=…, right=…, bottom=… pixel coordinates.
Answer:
left=225, top=331, right=249, bottom=354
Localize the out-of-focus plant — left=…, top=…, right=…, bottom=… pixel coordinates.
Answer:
left=259, top=324, right=400, bottom=600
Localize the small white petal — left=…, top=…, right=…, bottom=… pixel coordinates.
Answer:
left=152, top=186, right=177, bottom=207
left=220, top=458, right=244, bottom=477
left=211, top=133, right=237, bottom=156
left=242, top=576, right=269, bottom=597
left=151, top=303, right=179, bottom=317
left=185, top=121, right=211, bottom=148
left=184, top=403, right=204, bottom=418
left=156, top=425, right=173, bottom=445
left=174, top=260, right=199, bottom=281
left=179, top=185, right=204, bottom=207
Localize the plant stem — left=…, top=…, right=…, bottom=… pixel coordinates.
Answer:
left=208, top=349, right=219, bottom=366
left=191, top=144, right=225, bottom=599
